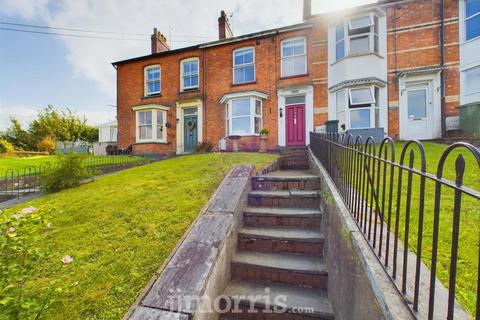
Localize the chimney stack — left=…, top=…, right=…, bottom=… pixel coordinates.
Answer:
left=218, top=10, right=233, bottom=40
left=151, top=28, right=169, bottom=54
left=303, top=0, right=312, bottom=21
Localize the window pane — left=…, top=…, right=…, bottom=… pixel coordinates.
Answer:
left=282, top=43, right=294, bottom=57
left=293, top=40, right=305, bottom=55
left=350, top=35, right=370, bottom=53
left=282, top=57, right=295, bottom=76
left=139, top=125, right=152, bottom=139
left=232, top=117, right=251, bottom=134
left=375, top=108, right=380, bottom=128
left=183, top=76, right=191, bottom=88
left=147, top=67, right=160, bottom=80
left=350, top=109, right=371, bottom=128
left=294, top=56, right=306, bottom=74
left=191, top=75, right=198, bottom=87
left=183, top=61, right=191, bottom=73
left=139, top=111, right=152, bottom=125
left=255, top=100, right=262, bottom=115
left=335, top=23, right=344, bottom=41
left=148, top=81, right=160, bottom=94
left=407, top=89, right=427, bottom=119
left=374, top=35, right=379, bottom=53
left=232, top=99, right=251, bottom=116
left=244, top=65, right=255, bottom=82
left=157, top=111, right=164, bottom=140
left=191, top=61, right=198, bottom=72
left=336, top=90, right=345, bottom=112
left=350, top=88, right=374, bottom=104
left=466, top=0, right=480, bottom=17
left=466, top=14, right=480, bottom=40
left=349, top=15, right=372, bottom=29
left=337, top=111, right=345, bottom=130
left=286, top=95, right=305, bottom=105
left=234, top=48, right=253, bottom=65
left=336, top=40, right=345, bottom=60
left=465, top=66, right=480, bottom=95
left=254, top=117, right=261, bottom=133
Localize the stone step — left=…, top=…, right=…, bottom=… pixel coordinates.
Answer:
left=243, top=206, right=322, bottom=228
left=220, top=280, right=334, bottom=319
left=252, top=172, right=320, bottom=191
left=278, top=157, right=310, bottom=170
left=238, top=226, right=324, bottom=256
left=248, top=190, right=320, bottom=208
left=231, top=251, right=328, bottom=288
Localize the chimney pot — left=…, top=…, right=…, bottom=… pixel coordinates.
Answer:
left=303, top=0, right=312, bottom=21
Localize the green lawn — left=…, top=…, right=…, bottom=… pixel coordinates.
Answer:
left=0, top=152, right=277, bottom=319
left=0, top=155, right=146, bottom=177
left=350, top=142, right=479, bottom=314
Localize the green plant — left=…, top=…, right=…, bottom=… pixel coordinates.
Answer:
left=0, top=206, right=66, bottom=319
left=37, top=137, right=56, bottom=154
left=259, top=128, right=270, bottom=135
left=0, top=139, right=15, bottom=156
left=41, top=153, right=93, bottom=193
left=196, top=141, right=214, bottom=153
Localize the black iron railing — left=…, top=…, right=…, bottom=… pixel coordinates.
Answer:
left=310, top=132, right=480, bottom=320
left=0, top=155, right=147, bottom=201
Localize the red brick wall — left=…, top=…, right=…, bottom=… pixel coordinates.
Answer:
left=384, top=0, right=460, bottom=137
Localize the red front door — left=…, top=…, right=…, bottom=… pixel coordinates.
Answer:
left=286, top=104, right=306, bottom=146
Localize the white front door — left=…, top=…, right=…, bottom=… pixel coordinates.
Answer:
left=401, top=83, right=433, bottom=140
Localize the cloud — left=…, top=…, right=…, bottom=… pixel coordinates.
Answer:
left=1, top=0, right=303, bottom=101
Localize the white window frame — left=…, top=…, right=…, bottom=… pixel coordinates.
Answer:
left=226, top=97, right=263, bottom=136
left=338, top=12, right=379, bottom=56
left=465, top=0, right=480, bottom=41
left=348, top=86, right=376, bottom=105
left=335, top=23, right=346, bottom=61
left=135, top=108, right=167, bottom=143
left=233, top=47, right=255, bottom=84
left=335, top=86, right=380, bottom=130
left=180, top=57, right=199, bottom=91
left=281, top=37, right=307, bottom=77
left=144, top=65, right=161, bottom=96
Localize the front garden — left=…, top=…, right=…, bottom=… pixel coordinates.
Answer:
left=0, top=152, right=277, bottom=319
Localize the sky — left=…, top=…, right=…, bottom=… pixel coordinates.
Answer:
left=0, top=0, right=376, bottom=130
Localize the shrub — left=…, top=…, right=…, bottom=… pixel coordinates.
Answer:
left=0, top=139, right=15, bottom=155
left=41, top=153, right=93, bottom=193
left=37, top=136, right=56, bottom=154
left=196, top=141, right=214, bottom=153
left=0, top=206, right=65, bottom=318
left=259, top=128, right=270, bottom=135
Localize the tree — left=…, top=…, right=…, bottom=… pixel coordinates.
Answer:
left=0, top=118, right=35, bottom=150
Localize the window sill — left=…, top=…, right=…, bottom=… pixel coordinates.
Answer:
left=142, top=93, right=162, bottom=99
left=462, top=35, right=480, bottom=45
left=279, top=73, right=309, bottom=80
left=331, top=51, right=384, bottom=66
left=134, top=141, right=169, bottom=145
left=231, top=81, right=256, bottom=87
left=178, top=88, right=200, bottom=94
left=227, top=134, right=260, bottom=138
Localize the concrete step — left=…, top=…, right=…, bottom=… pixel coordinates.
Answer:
left=231, top=251, right=328, bottom=288
left=243, top=206, right=322, bottom=228
left=238, top=226, right=324, bottom=256
left=221, top=280, right=334, bottom=319
left=252, top=171, right=320, bottom=191
left=248, top=190, right=320, bottom=208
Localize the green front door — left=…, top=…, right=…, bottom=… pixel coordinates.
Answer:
left=183, top=108, right=198, bottom=153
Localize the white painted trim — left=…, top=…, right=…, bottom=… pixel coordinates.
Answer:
left=277, top=85, right=314, bottom=147
left=175, top=99, right=203, bottom=154
left=398, top=72, right=441, bottom=140
left=144, top=64, right=161, bottom=96
left=219, top=90, right=268, bottom=104
left=280, top=37, right=307, bottom=77
left=132, top=104, right=169, bottom=111
left=180, top=57, right=199, bottom=91
left=232, top=46, right=255, bottom=84
left=135, top=108, right=168, bottom=143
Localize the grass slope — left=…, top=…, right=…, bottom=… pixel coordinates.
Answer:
left=1, top=152, right=277, bottom=319
left=380, top=142, right=479, bottom=314
left=0, top=156, right=53, bottom=176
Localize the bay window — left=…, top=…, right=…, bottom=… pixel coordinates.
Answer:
left=334, top=13, right=380, bottom=61
left=181, top=58, right=199, bottom=90
left=226, top=98, right=262, bottom=135
left=136, top=108, right=167, bottom=142
left=144, top=65, right=161, bottom=96
left=466, top=0, right=480, bottom=40
left=335, top=86, right=380, bottom=130
left=465, top=66, right=480, bottom=95
left=281, top=37, right=307, bottom=77
left=233, top=47, right=255, bottom=84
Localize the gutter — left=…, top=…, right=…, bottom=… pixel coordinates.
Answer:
left=440, top=0, right=446, bottom=137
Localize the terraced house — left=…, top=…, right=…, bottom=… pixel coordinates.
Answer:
left=113, top=0, right=479, bottom=156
